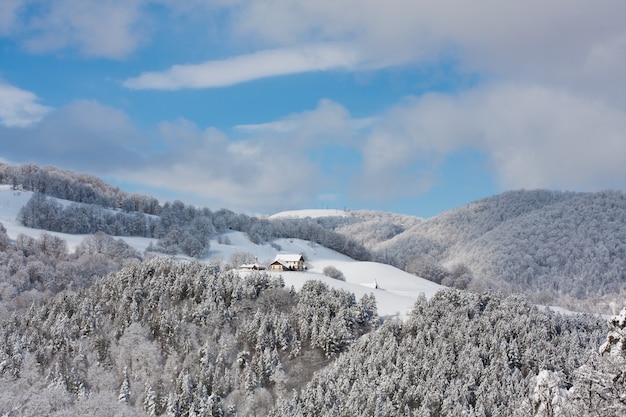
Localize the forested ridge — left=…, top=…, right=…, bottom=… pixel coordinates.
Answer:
left=272, top=291, right=625, bottom=417
left=335, top=190, right=626, bottom=313
left=1, top=163, right=370, bottom=261
left=1, top=163, right=626, bottom=415
left=0, top=163, right=160, bottom=213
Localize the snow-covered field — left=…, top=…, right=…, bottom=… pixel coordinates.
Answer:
left=0, top=186, right=442, bottom=317
left=268, top=208, right=350, bottom=219
left=210, top=232, right=442, bottom=317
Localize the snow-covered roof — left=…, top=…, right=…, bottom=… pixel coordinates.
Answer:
left=240, top=263, right=265, bottom=270
left=273, top=254, right=304, bottom=263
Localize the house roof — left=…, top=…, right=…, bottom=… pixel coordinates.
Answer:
left=273, top=254, right=304, bottom=263
left=240, top=263, right=265, bottom=270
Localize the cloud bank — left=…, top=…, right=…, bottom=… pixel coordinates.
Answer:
left=359, top=84, right=626, bottom=199
left=231, top=0, right=626, bottom=95
left=3, top=92, right=625, bottom=213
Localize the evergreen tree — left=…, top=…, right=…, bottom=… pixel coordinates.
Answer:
left=118, top=366, right=131, bottom=405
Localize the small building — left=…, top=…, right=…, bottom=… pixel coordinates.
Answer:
left=240, top=257, right=266, bottom=271
left=240, top=263, right=266, bottom=271
left=270, top=254, right=305, bottom=271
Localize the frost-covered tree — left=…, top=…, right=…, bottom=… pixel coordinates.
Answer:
left=118, top=366, right=131, bottom=405
left=271, top=290, right=603, bottom=417
left=565, top=307, right=626, bottom=416
left=322, top=265, right=345, bottom=281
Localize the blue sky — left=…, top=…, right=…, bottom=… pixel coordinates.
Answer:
left=1, top=1, right=625, bottom=217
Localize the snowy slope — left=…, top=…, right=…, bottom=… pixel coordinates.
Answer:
left=269, top=208, right=350, bottom=219
left=214, top=233, right=443, bottom=317
left=0, top=186, right=442, bottom=317
left=0, top=186, right=157, bottom=253
left=0, top=186, right=86, bottom=250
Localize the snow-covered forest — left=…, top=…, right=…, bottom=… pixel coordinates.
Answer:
left=1, top=162, right=626, bottom=416
left=0, top=258, right=378, bottom=416
left=1, top=257, right=624, bottom=416
left=333, top=190, right=626, bottom=313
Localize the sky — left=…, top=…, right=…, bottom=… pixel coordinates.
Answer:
left=1, top=1, right=625, bottom=218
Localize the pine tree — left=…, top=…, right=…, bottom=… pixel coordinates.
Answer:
left=567, top=307, right=626, bottom=416
left=118, top=366, right=131, bottom=405
left=144, top=381, right=157, bottom=416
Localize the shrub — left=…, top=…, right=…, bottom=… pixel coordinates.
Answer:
left=323, top=265, right=345, bottom=281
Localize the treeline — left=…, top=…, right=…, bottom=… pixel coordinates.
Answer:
left=15, top=191, right=371, bottom=261
left=18, top=192, right=158, bottom=237
left=0, top=224, right=140, bottom=319
left=0, top=258, right=377, bottom=416
left=0, top=163, right=160, bottom=213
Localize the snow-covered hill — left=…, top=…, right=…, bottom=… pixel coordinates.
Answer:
left=0, top=185, right=441, bottom=317
left=332, top=189, right=626, bottom=314
left=0, top=185, right=156, bottom=253
left=269, top=208, right=351, bottom=219
left=211, top=231, right=441, bottom=317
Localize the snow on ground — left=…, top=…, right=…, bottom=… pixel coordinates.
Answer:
left=0, top=186, right=158, bottom=252
left=268, top=209, right=350, bottom=220
left=207, top=233, right=442, bottom=318
left=0, top=186, right=440, bottom=317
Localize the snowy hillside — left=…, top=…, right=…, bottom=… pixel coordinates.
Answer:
left=0, top=185, right=441, bottom=317
left=333, top=189, right=626, bottom=313
left=269, top=208, right=351, bottom=219
left=210, top=231, right=441, bottom=317
left=0, top=185, right=156, bottom=253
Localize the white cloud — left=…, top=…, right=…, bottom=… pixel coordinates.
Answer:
left=124, top=43, right=361, bottom=89
left=357, top=84, right=626, bottom=197
left=2, top=99, right=359, bottom=213
left=227, top=0, right=626, bottom=103
left=0, top=0, right=21, bottom=35
left=123, top=100, right=368, bottom=211
left=235, top=116, right=373, bottom=135
left=115, top=118, right=320, bottom=212
left=0, top=81, right=51, bottom=127
left=233, top=99, right=370, bottom=147
left=3, top=0, right=147, bottom=58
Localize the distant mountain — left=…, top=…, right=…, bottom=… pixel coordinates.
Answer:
left=335, top=190, right=626, bottom=313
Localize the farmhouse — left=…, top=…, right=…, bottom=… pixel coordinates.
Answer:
left=270, top=254, right=305, bottom=271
